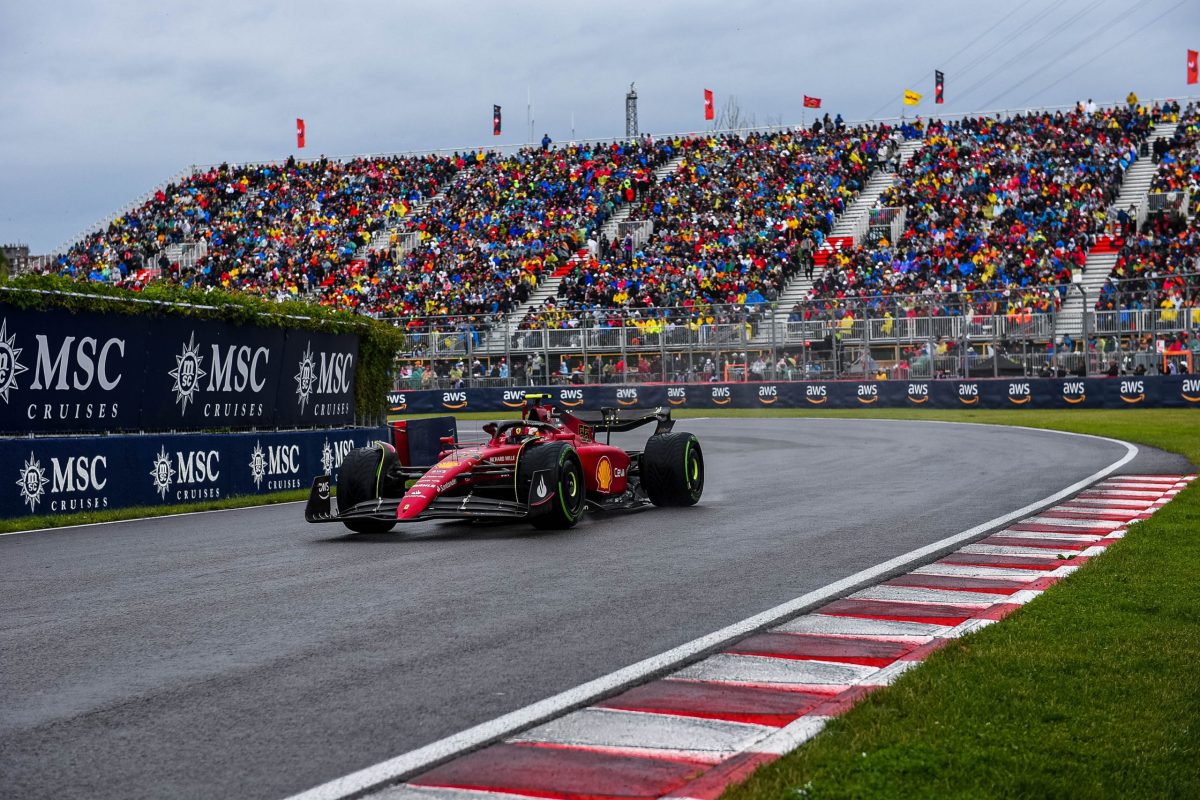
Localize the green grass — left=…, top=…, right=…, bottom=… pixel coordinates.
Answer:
left=0, top=489, right=309, bottom=534
left=700, top=408, right=1200, bottom=800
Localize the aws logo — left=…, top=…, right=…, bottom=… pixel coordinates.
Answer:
left=906, top=383, right=929, bottom=403
left=712, top=386, right=731, bottom=405
left=388, top=392, right=406, bottom=411
left=856, top=384, right=878, bottom=404
left=1008, top=382, right=1031, bottom=405
left=616, top=387, right=639, bottom=406
left=442, top=391, right=468, bottom=410
left=758, top=385, right=778, bottom=405
left=559, top=388, right=584, bottom=407
left=667, top=386, right=687, bottom=406
left=1120, top=379, right=1145, bottom=404
left=502, top=389, right=526, bottom=408
left=1182, top=378, right=1200, bottom=403
left=958, top=383, right=979, bottom=405
left=1062, top=381, right=1086, bottom=405
left=805, top=384, right=827, bottom=404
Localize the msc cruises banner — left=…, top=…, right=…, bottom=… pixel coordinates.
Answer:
left=0, top=306, right=359, bottom=434
left=388, top=376, right=1200, bottom=415
left=1, top=426, right=384, bottom=519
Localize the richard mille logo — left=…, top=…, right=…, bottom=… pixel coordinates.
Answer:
left=249, top=442, right=267, bottom=489
left=0, top=318, right=28, bottom=404
left=16, top=452, right=47, bottom=511
left=149, top=446, right=176, bottom=500
left=295, top=342, right=317, bottom=413
left=168, top=332, right=207, bottom=413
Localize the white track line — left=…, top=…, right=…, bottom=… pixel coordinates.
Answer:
left=285, top=428, right=1138, bottom=800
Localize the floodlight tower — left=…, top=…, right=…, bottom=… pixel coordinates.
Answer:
left=625, top=83, right=638, bottom=138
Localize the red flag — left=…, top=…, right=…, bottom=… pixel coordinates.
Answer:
left=803, top=95, right=821, bottom=109
left=296, top=118, right=306, bottom=149
left=1189, top=49, right=1199, bottom=85
left=704, top=89, right=714, bottom=120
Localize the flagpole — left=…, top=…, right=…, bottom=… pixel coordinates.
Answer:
left=527, top=87, right=532, bottom=145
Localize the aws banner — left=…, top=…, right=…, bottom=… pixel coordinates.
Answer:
left=2, top=426, right=384, bottom=520
left=387, top=377, right=1200, bottom=414
left=0, top=305, right=358, bottom=434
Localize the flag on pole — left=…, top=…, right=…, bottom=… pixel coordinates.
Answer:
left=1189, top=50, right=1199, bottom=85
left=704, top=89, right=714, bottom=120
left=935, top=70, right=945, bottom=104
left=493, top=105, right=502, bottom=136
left=903, top=89, right=922, bottom=106
left=296, top=118, right=305, bottom=148
left=803, top=95, right=821, bottom=109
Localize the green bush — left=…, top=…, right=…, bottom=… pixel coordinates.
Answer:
left=0, top=273, right=404, bottom=422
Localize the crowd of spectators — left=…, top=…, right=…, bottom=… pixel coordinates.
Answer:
left=520, top=126, right=894, bottom=331
left=334, top=138, right=671, bottom=327
left=43, top=153, right=458, bottom=297
left=804, top=106, right=1151, bottom=323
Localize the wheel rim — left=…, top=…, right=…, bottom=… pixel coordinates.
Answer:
left=560, top=461, right=584, bottom=520
left=685, top=441, right=704, bottom=497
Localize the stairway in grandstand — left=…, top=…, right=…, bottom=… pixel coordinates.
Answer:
left=477, top=152, right=687, bottom=353
left=755, top=137, right=924, bottom=344
left=363, top=165, right=474, bottom=256
left=1055, top=125, right=1177, bottom=339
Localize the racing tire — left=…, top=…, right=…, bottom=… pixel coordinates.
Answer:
left=517, top=442, right=586, bottom=530
left=642, top=432, right=704, bottom=507
left=335, top=444, right=398, bottom=534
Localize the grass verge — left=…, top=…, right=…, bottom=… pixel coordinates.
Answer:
left=0, top=489, right=309, bottom=535
left=703, top=408, right=1200, bottom=799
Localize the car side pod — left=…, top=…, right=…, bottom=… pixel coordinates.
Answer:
left=304, top=475, right=334, bottom=522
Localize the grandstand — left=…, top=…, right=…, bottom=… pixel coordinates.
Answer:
left=28, top=96, right=1200, bottom=384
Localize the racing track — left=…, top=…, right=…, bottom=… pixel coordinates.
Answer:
left=0, top=418, right=1191, bottom=800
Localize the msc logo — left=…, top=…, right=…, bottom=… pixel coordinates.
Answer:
left=388, top=392, right=407, bottom=411
left=502, top=389, right=526, bottom=408
left=169, top=331, right=271, bottom=414
left=0, top=318, right=29, bottom=404
left=442, top=391, right=468, bottom=410
left=1062, top=381, right=1086, bottom=405
left=711, top=386, right=731, bottom=405
left=907, top=383, right=929, bottom=403
left=1008, top=382, right=1031, bottom=405
left=856, top=384, right=878, bottom=404
left=16, top=451, right=109, bottom=513
left=1120, top=379, right=1145, bottom=404
left=559, top=388, right=585, bottom=407
left=667, top=386, right=687, bottom=406
left=805, top=384, right=827, bottom=404
left=958, top=383, right=980, bottom=405
left=295, top=341, right=354, bottom=414
left=150, top=446, right=221, bottom=501
left=249, top=441, right=303, bottom=491
left=758, top=385, right=778, bottom=405
left=617, top=387, right=638, bottom=406
left=321, top=437, right=356, bottom=475
left=1182, top=378, right=1200, bottom=403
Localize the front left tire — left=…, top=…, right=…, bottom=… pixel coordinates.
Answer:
left=517, top=442, right=587, bottom=530
left=335, top=443, right=399, bottom=533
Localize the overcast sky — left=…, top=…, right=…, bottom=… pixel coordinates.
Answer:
left=2, top=0, right=1197, bottom=253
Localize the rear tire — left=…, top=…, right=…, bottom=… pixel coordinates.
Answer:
left=642, top=432, right=704, bottom=507
left=336, top=444, right=398, bottom=533
left=517, top=442, right=586, bottom=530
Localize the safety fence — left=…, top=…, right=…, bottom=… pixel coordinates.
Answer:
left=387, top=375, right=1200, bottom=416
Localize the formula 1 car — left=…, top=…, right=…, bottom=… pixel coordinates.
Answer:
left=305, top=394, right=704, bottom=533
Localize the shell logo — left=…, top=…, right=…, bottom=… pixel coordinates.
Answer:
left=436, top=459, right=460, bottom=468
left=596, top=456, right=613, bottom=492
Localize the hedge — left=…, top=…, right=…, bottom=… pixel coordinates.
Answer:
left=0, top=273, right=405, bottom=422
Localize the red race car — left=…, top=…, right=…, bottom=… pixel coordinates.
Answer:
left=305, top=394, right=704, bottom=533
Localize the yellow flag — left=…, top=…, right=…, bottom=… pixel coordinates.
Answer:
left=904, top=89, right=922, bottom=106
